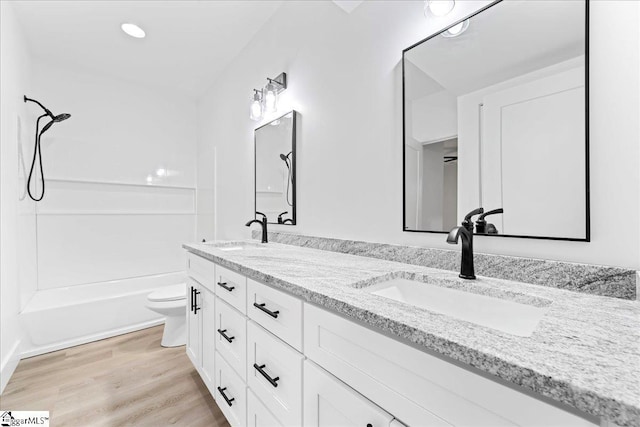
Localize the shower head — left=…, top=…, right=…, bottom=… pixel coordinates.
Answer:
left=279, top=153, right=287, bottom=161
left=54, top=113, right=71, bottom=122
left=39, top=114, right=70, bottom=135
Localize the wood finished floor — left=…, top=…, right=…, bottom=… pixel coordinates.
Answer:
left=0, top=326, right=230, bottom=427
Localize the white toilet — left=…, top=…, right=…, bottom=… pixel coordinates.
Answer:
left=146, top=284, right=187, bottom=347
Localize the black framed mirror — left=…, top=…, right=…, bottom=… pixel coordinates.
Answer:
left=402, top=0, right=589, bottom=241
left=254, top=110, right=297, bottom=225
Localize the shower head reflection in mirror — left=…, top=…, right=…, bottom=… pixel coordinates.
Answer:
left=255, top=111, right=297, bottom=225
left=402, top=0, right=588, bottom=241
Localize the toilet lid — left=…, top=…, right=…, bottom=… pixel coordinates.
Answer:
left=148, top=284, right=186, bottom=302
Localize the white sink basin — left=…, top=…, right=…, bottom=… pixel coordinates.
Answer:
left=204, top=241, right=266, bottom=251
left=367, top=278, right=549, bottom=337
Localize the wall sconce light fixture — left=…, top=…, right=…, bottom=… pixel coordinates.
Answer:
left=249, top=72, right=287, bottom=121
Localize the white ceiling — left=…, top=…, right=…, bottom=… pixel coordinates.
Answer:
left=406, top=0, right=585, bottom=96
left=12, top=0, right=285, bottom=99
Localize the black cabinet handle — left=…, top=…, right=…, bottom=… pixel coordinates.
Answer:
left=253, top=363, right=279, bottom=387
left=217, top=329, right=235, bottom=343
left=253, top=302, right=279, bottom=318
left=190, top=286, right=195, bottom=313
left=217, top=281, right=235, bottom=292
left=217, top=386, right=235, bottom=407
left=194, top=289, right=201, bottom=313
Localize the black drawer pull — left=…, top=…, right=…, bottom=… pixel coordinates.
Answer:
left=217, top=329, right=235, bottom=343
left=253, top=302, right=279, bottom=318
left=253, top=363, right=279, bottom=387
left=217, top=386, right=235, bottom=407
left=217, top=281, right=235, bottom=292
left=193, top=289, right=201, bottom=313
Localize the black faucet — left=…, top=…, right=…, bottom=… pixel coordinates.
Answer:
left=277, top=211, right=288, bottom=224
left=475, top=208, right=504, bottom=234
left=447, top=207, right=484, bottom=280
left=245, top=212, right=268, bottom=243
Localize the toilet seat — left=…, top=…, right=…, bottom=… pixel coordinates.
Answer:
left=148, top=284, right=186, bottom=302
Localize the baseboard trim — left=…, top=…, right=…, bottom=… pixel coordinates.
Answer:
left=0, top=340, right=22, bottom=395
left=20, top=318, right=165, bottom=359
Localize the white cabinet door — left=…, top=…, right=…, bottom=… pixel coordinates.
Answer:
left=247, top=389, right=284, bottom=427
left=201, top=286, right=216, bottom=393
left=247, top=321, right=303, bottom=426
left=216, top=352, right=247, bottom=427
left=186, top=278, right=201, bottom=370
left=216, top=297, right=247, bottom=380
left=304, top=360, right=395, bottom=427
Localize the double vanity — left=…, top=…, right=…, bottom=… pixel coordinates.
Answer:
left=183, top=238, right=640, bottom=427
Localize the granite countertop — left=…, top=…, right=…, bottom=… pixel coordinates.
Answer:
left=183, top=240, right=640, bottom=426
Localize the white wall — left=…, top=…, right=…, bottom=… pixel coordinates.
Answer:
left=0, top=1, right=34, bottom=392
left=198, top=0, right=638, bottom=270
left=30, top=60, right=198, bottom=289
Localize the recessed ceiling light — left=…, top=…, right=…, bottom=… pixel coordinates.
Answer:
left=425, top=0, right=455, bottom=17
left=121, top=23, right=146, bottom=39
left=442, top=20, right=469, bottom=38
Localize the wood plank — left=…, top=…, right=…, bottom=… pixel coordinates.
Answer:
left=0, top=326, right=230, bottom=427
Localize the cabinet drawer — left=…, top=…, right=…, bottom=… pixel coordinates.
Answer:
left=304, top=360, right=395, bottom=427
left=247, top=321, right=303, bottom=427
left=304, top=303, right=596, bottom=427
left=187, top=253, right=216, bottom=291
left=215, top=351, right=247, bottom=427
left=247, top=389, right=283, bottom=427
left=216, top=296, right=247, bottom=380
left=215, top=265, right=247, bottom=314
left=247, top=279, right=303, bottom=351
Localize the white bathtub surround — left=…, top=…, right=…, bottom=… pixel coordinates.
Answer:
left=184, top=240, right=640, bottom=426
left=20, top=272, right=184, bottom=358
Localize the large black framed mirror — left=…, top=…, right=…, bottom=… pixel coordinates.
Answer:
left=402, top=0, right=589, bottom=241
left=255, top=110, right=297, bottom=225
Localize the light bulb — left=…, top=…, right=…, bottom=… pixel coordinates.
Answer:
left=264, top=83, right=277, bottom=113
left=156, top=168, right=166, bottom=177
left=250, top=100, right=262, bottom=121
left=250, top=90, right=263, bottom=121
left=442, top=19, right=469, bottom=37
left=425, top=0, right=455, bottom=17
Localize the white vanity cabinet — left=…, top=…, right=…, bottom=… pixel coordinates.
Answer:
left=185, top=251, right=599, bottom=427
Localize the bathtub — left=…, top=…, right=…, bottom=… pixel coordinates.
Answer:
left=20, top=272, right=185, bottom=358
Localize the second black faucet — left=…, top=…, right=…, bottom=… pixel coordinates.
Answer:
left=246, top=211, right=268, bottom=243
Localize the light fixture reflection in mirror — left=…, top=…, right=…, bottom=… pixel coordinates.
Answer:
left=425, top=0, right=455, bottom=17
left=442, top=20, right=469, bottom=38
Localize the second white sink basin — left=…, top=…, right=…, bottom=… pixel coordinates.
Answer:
left=367, top=278, right=550, bottom=337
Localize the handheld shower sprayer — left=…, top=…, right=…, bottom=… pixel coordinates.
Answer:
left=24, top=95, right=71, bottom=201
left=279, top=152, right=293, bottom=207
